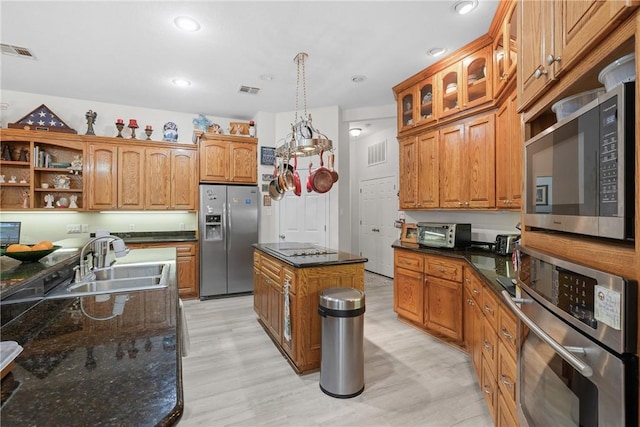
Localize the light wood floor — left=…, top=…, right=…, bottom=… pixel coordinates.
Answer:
left=179, top=272, right=493, bottom=427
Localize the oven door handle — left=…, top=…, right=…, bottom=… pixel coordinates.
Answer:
left=501, top=290, right=594, bottom=378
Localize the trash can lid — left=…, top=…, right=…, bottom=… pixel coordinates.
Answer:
left=319, top=288, right=365, bottom=311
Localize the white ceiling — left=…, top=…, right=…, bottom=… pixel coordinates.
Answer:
left=1, top=0, right=499, bottom=131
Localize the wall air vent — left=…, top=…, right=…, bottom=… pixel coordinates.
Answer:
left=367, top=140, right=387, bottom=166
left=1, top=43, right=36, bottom=59
left=238, top=85, right=260, bottom=94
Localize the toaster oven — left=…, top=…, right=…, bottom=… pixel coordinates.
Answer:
left=416, top=223, right=471, bottom=249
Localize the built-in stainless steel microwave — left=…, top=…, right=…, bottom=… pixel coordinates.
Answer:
left=417, top=223, right=471, bottom=249
left=524, top=82, right=635, bottom=240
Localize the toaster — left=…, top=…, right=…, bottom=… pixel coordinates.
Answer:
left=495, top=234, right=519, bottom=255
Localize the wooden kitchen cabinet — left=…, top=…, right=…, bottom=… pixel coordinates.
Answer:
left=0, top=129, right=85, bottom=210
left=199, top=134, right=257, bottom=184
left=495, top=87, right=522, bottom=209
left=481, top=356, right=498, bottom=424
left=128, top=241, right=199, bottom=299
left=394, top=250, right=463, bottom=343
left=439, top=113, right=495, bottom=208
left=518, top=0, right=634, bottom=110
left=464, top=286, right=483, bottom=380
left=88, top=141, right=197, bottom=211
left=253, top=249, right=365, bottom=374
left=398, top=131, right=439, bottom=209
left=397, top=86, right=417, bottom=132
left=493, top=1, right=518, bottom=98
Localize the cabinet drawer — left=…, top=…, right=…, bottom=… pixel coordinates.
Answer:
left=481, top=356, right=498, bottom=423
left=498, top=341, right=517, bottom=410
left=254, top=251, right=261, bottom=267
left=424, top=256, right=463, bottom=282
left=261, top=255, right=283, bottom=282
left=481, top=320, right=498, bottom=376
left=498, top=304, right=518, bottom=357
left=175, top=243, right=196, bottom=256
left=464, top=268, right=483, bottom=302
left=394, top=250, right=424, bottom=272
left=481, top=287, right=499, bottom=327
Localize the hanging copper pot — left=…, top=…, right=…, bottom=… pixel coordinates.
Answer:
left=292, top=153, right=301, bottom=196
left=328, top=152, right=339, bottom=183
left=310, top=149, right=333, bottom=194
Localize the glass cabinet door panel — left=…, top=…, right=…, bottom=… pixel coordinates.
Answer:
left=398, top=89, right=416, bottom=130
left=417, top=79, right=436, bottom=125
left=507, top=2, right=518, bottom=77
left=439, top=64, right=461, bottom=118
left=465, top=56, right=488, bottom=105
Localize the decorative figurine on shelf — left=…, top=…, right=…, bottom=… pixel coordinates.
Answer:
left=69, top=155, right=83, bottom=174
left=69, top=195, right=79, bottom=209
left=144, top=125, right=153, bottom=140
left=162, top=122, right=178, bottom=142
left=18, top=148, right=28, bottom=162
left=44, top=194, right=54, bottom=208
left=2, top=144, right=13, bottom=161
left=115, top=118, right=125, bottom=138
left=22, top=191, right=29, bottom=208
left=0, top=175, right=5, bottom=183
left=53, top=174, right=71, bottom=189
left=209, top=123, right=222, bottom=134
left=128, top=119, right=139, bottom=139
left=249, top=120, right=256, bottom=137
left=8, top=176, right=17, bottom=183
left=85, top=110, right=97, bottom=135
left=192, top=114, right=212, bottom=131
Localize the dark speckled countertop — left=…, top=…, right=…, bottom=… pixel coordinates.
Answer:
left=391, top=240, right=517, bottom=297
left=103, top=231, right=197, bottom=244
left=0, top=248, right=183, bottom=426
left=254, top=242, right=368, bottom=268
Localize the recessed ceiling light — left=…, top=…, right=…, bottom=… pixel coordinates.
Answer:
left=351, top=75, right=367, bottom=83
left=171, top=78, right=191, bottom=87
left=174, top=16, right=201, bottom=32
left=453, top=0, right=478, bottom=15
left=428, top=47, right=447, bottom=57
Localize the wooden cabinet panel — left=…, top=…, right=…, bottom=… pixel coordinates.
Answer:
left=416, top=77, right=436, bottom=126
left=199, top=135, right=257, bottom=184
left=438, top=62, right=463, bottom=119
left=496, top=88, right=522, bottom=209
left=493, top=1, right=518, bottom=97
left=482, top=284, right=499, bottom=327
left=481, top=356, right=498, bottom=424
left=89, top=143, right=118, bottom=210
left=497, top=391, right=519, bottom=427
left=394, top=249, right=423, bottom=272
left=398, top=136, right=418, bottom=209
left=397, top=86, right=417, bottom=131
left=464, top=268, right=483, bottom=301
left=481, top=317, right=499, bottom=376
left=464, top=288, right=483, bottom=379
left=416, top=131, right=439, bottom=208
left=440, top=114, right=495, bottom=208
left=498, top=304, right=518, bottom=358
left=462, top=46, right=493, bottom=110
left=118, top=146, right=145, bottom=209
left=424, top=275, right=462, bottom=341
left=394, top=267, right=424, bottom=323
left=145, top=148, right=171, bottom=210
left=267, top=278, right=282, bottom=343
left=424, top=255, right=463, bottom=282
left=498, top=340, right=518, bottom=416
left=171, top=149, right=197, bottom=210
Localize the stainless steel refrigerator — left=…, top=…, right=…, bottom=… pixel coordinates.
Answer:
left=199, top=184, right=258, bottom=298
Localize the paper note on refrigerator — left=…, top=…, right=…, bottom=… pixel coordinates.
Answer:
left=594, top=285, right=621, bottom=330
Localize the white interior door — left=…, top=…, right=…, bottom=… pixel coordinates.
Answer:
left=360, top=176, right=397, bottom=277
left=278, top=169, right=328, bottom=246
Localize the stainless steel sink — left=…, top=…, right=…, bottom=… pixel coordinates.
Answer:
left=46, top=262, right=170, bottom=299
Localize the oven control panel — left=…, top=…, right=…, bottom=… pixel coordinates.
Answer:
left=556, top=268, right=598, bottom=328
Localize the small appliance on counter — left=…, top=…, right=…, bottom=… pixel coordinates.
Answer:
left=494, top=234, right=519, bottom=255
left=416, top=223, right=471, bottom=249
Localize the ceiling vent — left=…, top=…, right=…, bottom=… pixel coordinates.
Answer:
left=1, top=43, right=36, bottom=59
left=238, top=85, right=260, bottom=95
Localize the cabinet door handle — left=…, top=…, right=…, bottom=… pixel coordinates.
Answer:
left=500, top=375, right=514, bottom=389
left=534, top=67, right=548, bottom=79
left=483, top=386, right=493, bottom=396
left=472, top=288, right=480, bottom=295
left=482, top=341, right=493, bottom=351
left=500, top=327, right=513, bottom=340
left=546, top=54, right=561, bottom=65
left=483, top=304, right=494, bottom=314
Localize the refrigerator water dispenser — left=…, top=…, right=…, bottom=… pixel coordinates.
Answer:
left=204, top=214, right=222, bottom=241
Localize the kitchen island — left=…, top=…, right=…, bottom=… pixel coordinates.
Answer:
left=253, top=243, right=367, bottom=374
left=0, top=247, right=184, bottom=426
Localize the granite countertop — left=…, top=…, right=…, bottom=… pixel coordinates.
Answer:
left=0, top=248, right=183, bottom=426
left=254, top=242, right=368, bottom=268
left=391, top=240, right=517, bottom=297
left=107, top=231, right=197, bottom=244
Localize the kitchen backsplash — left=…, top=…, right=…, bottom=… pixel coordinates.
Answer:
left=0, top=211, right=197, bottom=244
left=404, top=210, right=520, bottom=243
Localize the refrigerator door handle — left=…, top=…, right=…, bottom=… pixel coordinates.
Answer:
left=225, top=200, right=231, bottom=251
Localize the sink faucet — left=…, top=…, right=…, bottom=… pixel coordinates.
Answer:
left=77, top=235, right=129, bottom=282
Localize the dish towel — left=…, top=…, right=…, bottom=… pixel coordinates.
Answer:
left=284, top=282, right=291, bottom=342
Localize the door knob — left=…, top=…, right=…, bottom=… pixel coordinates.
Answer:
left=279, top=234, right=286, bottom=240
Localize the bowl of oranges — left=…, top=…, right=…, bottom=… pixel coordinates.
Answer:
left=1, top=241, right=60, bottom=262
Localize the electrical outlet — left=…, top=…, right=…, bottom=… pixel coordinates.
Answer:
left=81, top=224, right=89, bottom=233
left=66, top=224, right=81, bottom=234
left=129, top=224, right=135, bottom=231
left=179, top=223, right=185, bottom=231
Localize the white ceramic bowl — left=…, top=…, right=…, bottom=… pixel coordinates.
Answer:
left=598, top=53, right=635, bottom=91
left=551, top=88, right=605, bottom=121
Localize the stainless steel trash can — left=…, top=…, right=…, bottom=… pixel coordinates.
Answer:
left=318, top=287, right=365, bottom=398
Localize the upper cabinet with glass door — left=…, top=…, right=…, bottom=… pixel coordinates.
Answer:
left=397, top=86, right=417, bottom=132
left=416, top=76, right=437, bottom=127
left=462, top=46, right=492, bottom=110
left=493, top=1, right=518, bottom=97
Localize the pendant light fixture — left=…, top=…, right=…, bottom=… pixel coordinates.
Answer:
left=277, top=52, right=333, bottom=157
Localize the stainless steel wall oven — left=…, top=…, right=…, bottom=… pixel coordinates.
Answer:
left=503, top=246, right=638, bottom=427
